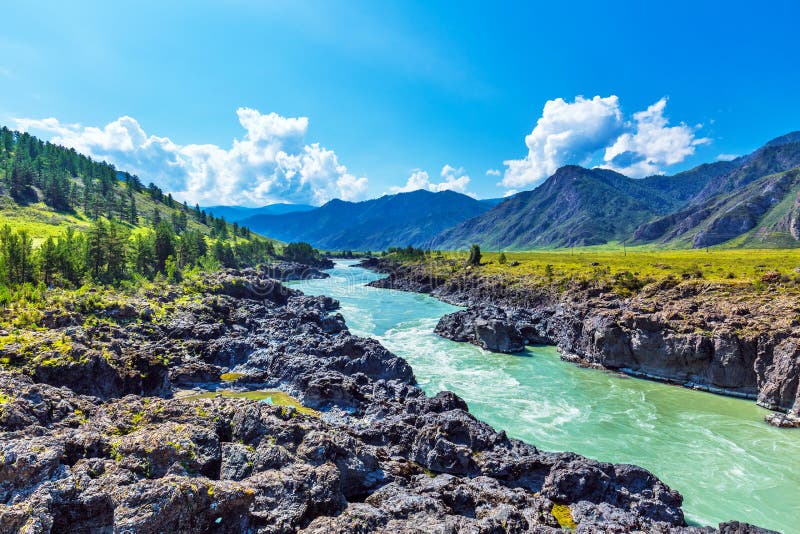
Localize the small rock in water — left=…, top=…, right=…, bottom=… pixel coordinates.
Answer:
left=764, top=412, right=800, bottom=428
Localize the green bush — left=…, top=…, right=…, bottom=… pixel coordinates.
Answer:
left=467, top=244, right=481, bottom=266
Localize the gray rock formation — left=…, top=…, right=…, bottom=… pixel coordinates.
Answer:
left=2, top=267, right=772, bottom=532
left=364, top=259, right=800, bottom=427
left=435, top=306, right=525, bottom=353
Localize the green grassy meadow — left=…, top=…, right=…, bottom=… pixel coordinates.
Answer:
left=417, top=246, right=800, bottom=294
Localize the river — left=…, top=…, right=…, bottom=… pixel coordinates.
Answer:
left=288, top=261, right=800, bottom=532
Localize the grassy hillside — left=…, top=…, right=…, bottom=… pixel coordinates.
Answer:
left=0, top=125, right=281, bottom=291
left=0, top=183, right=273, bottom=248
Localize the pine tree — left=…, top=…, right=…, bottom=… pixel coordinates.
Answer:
left=105, top=221, right=129, bottom=281
left=9, top=164, right=33, bottom=201
left=57, top=227, right=85, bottom=286
left=42, top=172, right=70, bottom=210
left=0, top=225, right=35, bottom=284
left=0, top=127, right=13, bottom=156
left=85, top=219, right=108, bottom=279
left=69, top=182, right=80, bottom=208
left=171, top=210, right=188, bottom=233
left=213, top=241, right=236, bottom=268
left=128, top=192, right=138, bottom=224
left=153, top=221, right=176, bottom=273
left=39, top=236, right=59, bottom=286
left=467, top=244, right=481, bottom=266
left=178, top=230, right=205, bottom=267
left=130, top=233, right=156, bottom=278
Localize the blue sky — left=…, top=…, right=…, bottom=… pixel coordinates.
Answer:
left=2, top=0, right=799, bottom=205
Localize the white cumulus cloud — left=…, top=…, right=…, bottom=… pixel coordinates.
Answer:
left=501, top=95, right=708, bottom=190
left=502, top=95, right=624, bottom=189
left=14, top=108, right=368, bottom=206
left=390, top=164, right=472, bottom=195
left=602, top=98, right=710, bottom=176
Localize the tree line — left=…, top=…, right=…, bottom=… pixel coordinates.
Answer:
left=0, top=218, right=277, bottom=289
left=0, top=126, right=256, bottom=240
left=2, top=126, right=130, bottom=217
left=0, top=126, right=280, bottom=289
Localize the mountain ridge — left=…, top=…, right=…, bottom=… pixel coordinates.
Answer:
left=432, top=166, right=668, bottom=249
left=242, top=189, right=492, bottom=250
left=433, top=132, right=800, bottom=250
left=202, top=203, right=314, bottom=222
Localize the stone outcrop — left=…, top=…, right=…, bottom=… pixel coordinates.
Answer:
left=0, top=265, right=776, bottom=532
left=262, top=261, right=331, bottom=281
left=434, top=305, right=526, bottom=353
left=364, top=258, right=800, bottom=426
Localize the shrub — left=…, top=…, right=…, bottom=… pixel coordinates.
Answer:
left=0, top=284, right=10, bottom=308
left=680, top=265, right=703, bottom=279
left=282, top=242, right=320, bottom=265
left=467, top=244, right=481, bottom=266
left=386, top=246, right=426, bottom=261
left=613, top=271, right=646, bottom=293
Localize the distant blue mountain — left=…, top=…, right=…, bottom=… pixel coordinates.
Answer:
left=203, top=203, right=314, bottom=222
left=241, top=189, right=492, bottom=251
left=479, top=197, right=506, bottom=207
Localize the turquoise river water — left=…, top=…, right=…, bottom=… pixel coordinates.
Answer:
left=288, top=261, right=799, bottom=532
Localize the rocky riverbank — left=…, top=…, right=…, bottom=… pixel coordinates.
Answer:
left=362, top=258, right=800, bottom=429
left=0, top=262, right=776, bottom=532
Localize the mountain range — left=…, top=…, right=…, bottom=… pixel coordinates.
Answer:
left=203, top=131, right=800, bottom=251
left=202, top=203, right=314, bottom=222
left=432, top=132, right=800, bottom=250
left=241, top=189, right=493, bottom=251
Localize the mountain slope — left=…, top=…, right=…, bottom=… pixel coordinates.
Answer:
left=634, top=169, right=800, bottom=248
left=434, top=132, right=800, bottom=251
left=688, top=132, right=800, bottom=203
left=638, top=160, right=740, bottom=206
left=242, top=189, right=491, bottom=250
left=479, top=197, right=506, bottom=207
left=432, top=166, right=669, bottom=249
left=203, top=203, right=314, bottom=222
left=633, top=133, right=800, bottom=247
